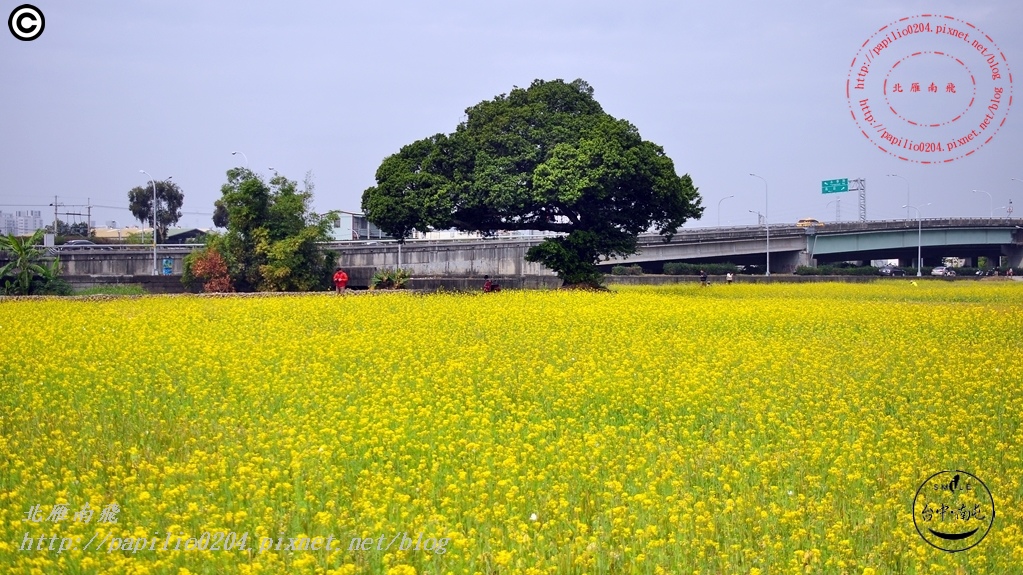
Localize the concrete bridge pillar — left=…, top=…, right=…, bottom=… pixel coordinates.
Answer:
left=1002, top=244, right=1023, bottom=270
left=972, top=250, right=1003, bottom=269
left=772, top=251, right=805, bottom=273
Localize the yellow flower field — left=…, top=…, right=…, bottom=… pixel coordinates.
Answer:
left=1, top=283, right=1022, bottom=574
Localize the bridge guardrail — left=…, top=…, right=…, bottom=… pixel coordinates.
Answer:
left=46, top=244, right=204, bottom=253
left=34, top=217, right=1022, bottom=254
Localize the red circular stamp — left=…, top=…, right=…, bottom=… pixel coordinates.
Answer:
left=846, top=14, right=1013, bottom=164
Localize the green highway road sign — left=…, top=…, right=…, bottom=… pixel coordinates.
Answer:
left=822, top=178, right=849, bottom=193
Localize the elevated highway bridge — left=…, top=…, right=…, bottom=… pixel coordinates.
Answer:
left=623, top=218, right=1023, bottom=271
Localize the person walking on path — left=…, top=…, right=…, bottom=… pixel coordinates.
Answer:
left=333, top=267, right=349, bottom=294
left=700, top=270, right=708, bottom=287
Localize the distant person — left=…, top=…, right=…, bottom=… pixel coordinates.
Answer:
left=726, top=272, right=734, bottom=285
left=482, top=275, right=500, bottom=293
left=332, top=267, right=349, bottom=294
left=1008, top=268, right=1014, bottom=277
left=699, top=270, right=708, bottom=287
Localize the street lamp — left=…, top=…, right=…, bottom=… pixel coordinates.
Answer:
left=826, top=198, right=841, bottom=222
left=749, top=174, right=769, bottom=276
left=748, top=209, right=764, bottom=225
left=1012, top=179, right=1023, bottom=214
left=902, top=202, right=931, bottom=277
left=717, top=195, right=734, bottom=227
left=887, top=174, right=910, bottom=219
left=140, top=171, right=171, bottom=275
left=139, top=170, right=159, bottom=275
left=971, top=190, right=993, bottom=218
left=232, top=151, right=249, bottom=169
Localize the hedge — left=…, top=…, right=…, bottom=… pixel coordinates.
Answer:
left=663, top=262, right=741, bottom=276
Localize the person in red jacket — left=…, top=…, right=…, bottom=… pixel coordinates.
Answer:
left=482, top=275, right=501, bottom=293
left=332, top=267, right=349, bottom=294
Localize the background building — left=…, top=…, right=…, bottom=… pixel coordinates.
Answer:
left=0, top=212, right=15, bottom=236
left=0, top=210, right=45, bottom=236
left=329, top=212, right=390, bottom=241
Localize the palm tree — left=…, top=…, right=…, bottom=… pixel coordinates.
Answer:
left=0, top=229, right=60, bottom=295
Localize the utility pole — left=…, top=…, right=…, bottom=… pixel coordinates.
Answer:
left=48, top=197, right=84, bottom=236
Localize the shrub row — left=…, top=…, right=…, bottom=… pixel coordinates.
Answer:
left=611, top=265, right=644, bottom=276
left=663, top=262, right=741, bottom=276
left=795, top=265, right=878, bottom=276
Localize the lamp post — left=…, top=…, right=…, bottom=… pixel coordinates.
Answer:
left=902, top=202, right=931, bottom=276
left=139, top=170, right=159, bottom=275
left=887, top=174, right=910, bottom=219
left=1012, top=179, right=1023, bottom=215
left=717, top=195, right=734, bottom=227
left=971, top=190, right=993, bottom=218
left=140, top=171, right=171, bottom=275
left=232, top=151, right=249, bottom=169
left=748, top=209, right=764, bottom=225
left=749, top=174, right=769, bottom=276
left=826, top=198, right=841, bottom=222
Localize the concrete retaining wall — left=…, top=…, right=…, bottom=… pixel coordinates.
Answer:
left=54, top=252, right=189, bottom=276
left=407, top=275, right=562, bottom=291
left=63, top=275, right=198, bottom=294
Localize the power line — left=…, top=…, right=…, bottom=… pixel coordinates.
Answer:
left=2, top=203, right=213, bottom=217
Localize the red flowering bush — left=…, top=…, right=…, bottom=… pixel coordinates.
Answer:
left=188, top=248, right=234, bottom=293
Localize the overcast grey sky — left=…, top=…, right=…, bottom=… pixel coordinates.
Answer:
left=2, top=0, right=1020, bottom=230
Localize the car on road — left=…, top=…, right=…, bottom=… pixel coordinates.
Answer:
left=931, top=266, right=956, bottom=277
left=53, top=239, right=113, bottom=252
left=878, top=265, right=906, bottom=277
left=796, top=218, right=823, bottom=228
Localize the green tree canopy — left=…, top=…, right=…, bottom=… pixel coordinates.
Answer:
left=361, top=79, right=703, bottom=285
left=188, top=168, right=336, bottom=292
left=128, top=179, right=184, bottom=243
left=45, top=220, right=90, bottom=237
